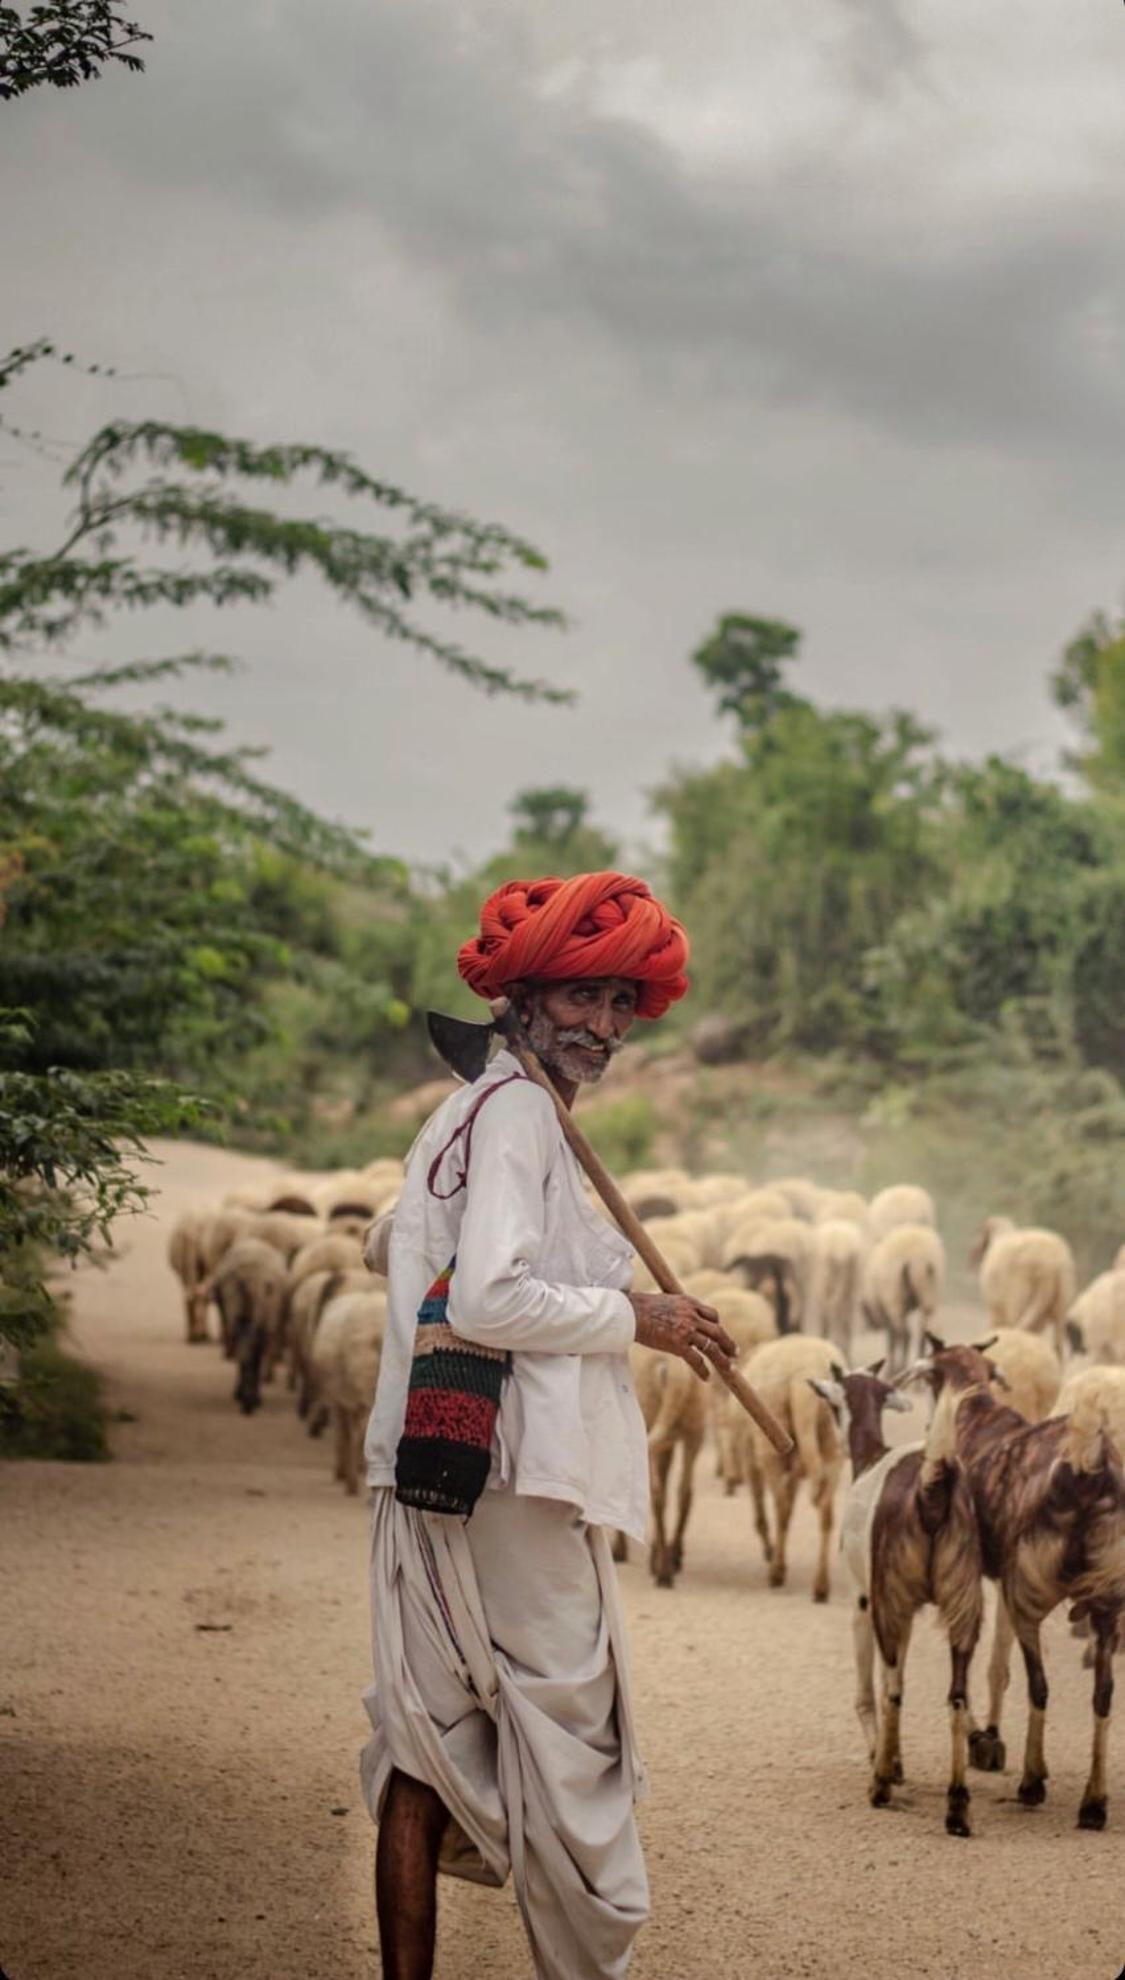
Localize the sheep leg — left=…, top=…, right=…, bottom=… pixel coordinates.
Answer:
left=343, top=1406, right=361, bottom=1497
left=872, top=1618, right=912, bottom=1804
left=768, top=1470, right=797, bottom=1589
left=670, top=1432, right=702, bottom=1574
left=853, top=1595, right=878, bottom=1764
left=332, top=1405, right=349, bottom=1484
left=1077, top=1609, right=1116, bottom=1830
left=649, top=1444, right=674, bottom=1587
left=945, top=1644, right=972, bottom=1838
left=812, top=1474, right=835, bottom=1604
left=1014, top=1619, right=1049, bottom=1806
left=746, top=1450, right=773, bottom=1564
left=969, top=1594, right=1012, bottom=1771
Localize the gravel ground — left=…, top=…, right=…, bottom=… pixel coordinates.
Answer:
left=2, top=1140, right=1122, bottom=1980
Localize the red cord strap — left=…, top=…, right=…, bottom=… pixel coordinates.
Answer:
left=425, top=1072, right=525, bottom=1201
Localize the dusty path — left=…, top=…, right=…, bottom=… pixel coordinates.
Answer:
left=2, top=1141, right=1121, bottom=1980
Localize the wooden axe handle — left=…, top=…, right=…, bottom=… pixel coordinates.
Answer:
left=489, top=999, right=794, bottom=1458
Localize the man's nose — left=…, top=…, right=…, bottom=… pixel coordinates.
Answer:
left=586, top=1001, right=616, bottom=1040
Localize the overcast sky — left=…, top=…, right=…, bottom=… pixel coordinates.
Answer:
left=4, top=0, right=1124, bottom=869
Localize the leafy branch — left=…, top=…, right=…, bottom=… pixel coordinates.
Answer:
left=1, top=2, right=150, bottom=101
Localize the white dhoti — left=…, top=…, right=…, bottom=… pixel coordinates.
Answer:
left=361, top=1487, right=650, bottom=1980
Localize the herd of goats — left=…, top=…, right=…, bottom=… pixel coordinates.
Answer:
left=166, top=1156, right=1125, bottom=1842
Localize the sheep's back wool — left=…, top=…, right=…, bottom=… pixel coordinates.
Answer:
left=394, top=1260, right=509, bottom=1516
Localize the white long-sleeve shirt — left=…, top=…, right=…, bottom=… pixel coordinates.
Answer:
left=363, top=1051, right=650, bottom=1541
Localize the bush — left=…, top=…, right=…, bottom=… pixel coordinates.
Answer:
left=0, top=1336, right=108, bottom=1461
left=580, top=1093, right=658, bottom=1174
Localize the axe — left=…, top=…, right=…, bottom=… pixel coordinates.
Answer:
left=427, top=996, right=793, bottom=1457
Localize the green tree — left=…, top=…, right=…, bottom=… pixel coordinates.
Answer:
left=690, top=613, right=806, bottom=730
left=0, top=344, right=567, bottom=1344
left=0, top=1, right=150, bottom=99
left=508, top=785, right=617, bottom=869
left=1052, top=611, right=1125, bottom=795
left=659, top=633, right=944, bottom=1049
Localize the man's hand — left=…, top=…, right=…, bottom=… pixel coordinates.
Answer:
left=628, top=1292, right=737, bottom=1382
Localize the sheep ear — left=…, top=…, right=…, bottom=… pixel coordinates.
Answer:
left=866, top=1356, right=886, bottom=1377
left=987, top=1360, right=1011, bottom=1391
left=830, top=1360, right=848, bottom=1384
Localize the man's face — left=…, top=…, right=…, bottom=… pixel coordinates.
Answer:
left=519, top=977, right=638, bottom=1084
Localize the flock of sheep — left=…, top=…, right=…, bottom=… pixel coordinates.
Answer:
left=167, top=1162, right=402, bottom=1493
left=167, top=1153, right=1125, bottom=1838
left=613, top=1164, right=1125, bottom=1839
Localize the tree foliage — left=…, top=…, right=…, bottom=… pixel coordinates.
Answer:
left=661, top=606, right=1125, bottom=1079
left=690, top=613, right=806, bottom=729
left=0, top=1, right=150, bottom=100
left=0, top=346, right=568, bottom=1343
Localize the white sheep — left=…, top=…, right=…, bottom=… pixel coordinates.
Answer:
left=696, top=1283, right=776, bottom=1490
left=206, top=1237, right=288, bottom=1413
left=1067, top=1270, right=1125, bottom=1366
left=721, top=1215, right=812, bottom=1334
left=984, top=1328, right=1062, bottom=1423
left=808, top=1218, right=865, bottom=1359
left=860, top=1224, right=945, bottom=1374
left=769, top=1176, right=822, bottom=1223
left=813, top=1189, right=869, bottom=1231
left=310, top=1288, right=387, bottom=1493
left=167, top=1212, right=210, bottom=1343
left=626, top=1345, right=708, bottom=1587
left=730, top=1332, right=845, bottom=1602
left=970, top=1216, right=1076, bottom=1358
left=620, top=1168, right=692, bottom=1219
left=868, top=1185, right=937, bottom=1238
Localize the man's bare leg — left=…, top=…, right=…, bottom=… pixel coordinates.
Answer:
left=376, top=1769, right=449, bottom=1980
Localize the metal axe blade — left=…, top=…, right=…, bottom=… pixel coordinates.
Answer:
left=426, top=1008, right=497, bottom=1083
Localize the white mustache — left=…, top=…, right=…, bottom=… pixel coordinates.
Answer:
left=554, top=1028, right=623, bottom=1056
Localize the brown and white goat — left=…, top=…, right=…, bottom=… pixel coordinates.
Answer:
left=910, top=1335, right=1125, bottom=1830
left=814, top=1364, right=983, bottom=1836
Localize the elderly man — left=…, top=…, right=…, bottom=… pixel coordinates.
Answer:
left=361, top=871, right=734, bottom=1980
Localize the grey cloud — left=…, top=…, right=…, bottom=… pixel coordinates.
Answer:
left=12, top=0, right=1122, bottom=476
left=1, top=1, right=1121, bottom=866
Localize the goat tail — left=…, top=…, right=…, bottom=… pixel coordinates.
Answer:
left=915, top=1385, right=963, bottom=1536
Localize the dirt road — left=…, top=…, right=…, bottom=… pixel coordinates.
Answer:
left=2, top=1141, right=1121, bottom=1980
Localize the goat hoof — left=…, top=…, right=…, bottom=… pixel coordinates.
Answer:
left=671, top=1545, right=684, bottom=1572
left=655, top=1570, right=674, bottom=1590
left=892, top=1757, right=905, bottom=1785
left=968, top=1729, right=1005, bottom=1773
left=1077, top=1798, right=1107, bottom=1831
left=945, top=1811, right=972, bottom=1838
left=870, top=1780, right=892, bottom=1808
left=813, top=1585, right=829, bottom=1605
left=768, top=1564, right=785, bottom=1588
left=1017, top=1774, right=1047, bottom=1807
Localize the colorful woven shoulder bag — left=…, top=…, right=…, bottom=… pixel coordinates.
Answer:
left=394, top=1072, right=523, bottom=1518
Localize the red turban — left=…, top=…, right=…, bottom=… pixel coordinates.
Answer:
left=457, top=871, right=689, bottom=1020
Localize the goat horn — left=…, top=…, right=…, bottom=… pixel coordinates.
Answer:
left=892, top=1358, right=933, bottom=1390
